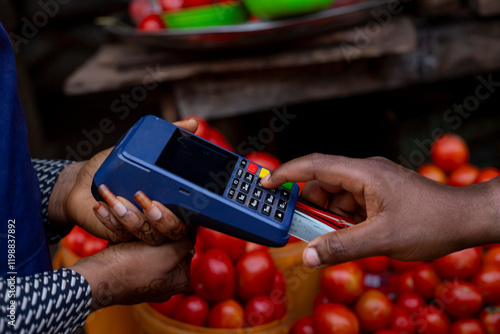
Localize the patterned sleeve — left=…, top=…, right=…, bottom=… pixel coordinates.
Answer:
left=0, top=268, right=92, bottom=334
left=32, top=159, right=76, bottom=244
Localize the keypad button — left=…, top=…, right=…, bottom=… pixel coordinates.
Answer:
left=240, top=182, right=250, bottom=194
left=252, top=188, right=263, bottom=199
left=259, top=168, right=270, bottom=178
left=274, top=210, right=285, bottom=222
left=261, top=204, right=272, bottom=216
left=277, top=199, right=287, bottom=211
left=236, top=168, right=244, bottom=178
left=281, top=182, right=293, bottom=190
left=280, top=188, right=291, bottom=200
left=244, top=172, right=254, bottom=183
left=236, top=192, right=247, bottom=204
left=231, top=178, right=240, bottom=188
left=268, top=188, right=277, bottom=195
left=256, top=178, right=263, bottom=188
left=227, top=188, right=236, bottom=199
left=240, top=160, right=248, bottom=168
left=248, top=198, right=259, bottom=210
left=247, top=163, right=258, bottom=174
left=265, top=193, right=275, bottom=205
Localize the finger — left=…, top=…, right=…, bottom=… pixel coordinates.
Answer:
left=93, top=201, right=135, bottom=242
left=300, top=180, right=330, bottom=207
left=327, top=191, right=365, bottom=222
left=173, top=118, right=198, bottom=134
left=134, top=191, right=189, bottom=240
left=98, top=185, right=166, bottom=246
left=302, top=215, right=389, bottom=267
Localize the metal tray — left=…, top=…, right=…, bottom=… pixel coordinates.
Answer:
left=103, top=0, right=390, bottom=51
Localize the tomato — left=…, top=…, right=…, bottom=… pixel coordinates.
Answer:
left=64, top=226, right=87, bottom=257
left=475, top=167, right=500, bottom=183
left=435, top=280, right=483, bottom=318
left=148, top=293, right=184, bottom=317
left=174, top=295, right=209, bottom=326
left=81, top=237, right=108, bottom=257
left=182, top=0, right=213, bottom=8
left=451, top=318, right=485, bottom=334
left=374, top=331, right=400, bottom=334
left=390, top=259, right=423, bottom=272
left=431, top=133, right=469, bottom=172
left=483, top=246, right=500, bottom=267
left=291, top=316, right=315, bottom=334
left=389, top=305, right=415, bottom=333
left=207, top=299, right=245, bottom=329
left=270, top=269, right=287, bottom=320
left=159, top=0, right=184, bottom=11
left=473, top=265, right=500, bottom=305
left=245, top=242, right=267, bottom=253
left=206, top=128, right=234, bottom=152
left=479, top=305, right=500, bottom=334
left=448, top=164, right=480, bottom=187
left=191, top=249, right=235, bottom=302
left=356, top=256, right=390, bottom=274
left=313, top=290, right=331, bottom=310
left=397, top=292, right=425, bottom=316
left=244, top=152, right=282, bottom=171
left=432, top=247, right=482, bottom=280
left=138, top=14, right=166, bottom=32
left=197, top=226, right=246, bottom=261
left=128, top=0, right=160, bottom=24
left=313, top=303, right=360, bottom=334
left=414, top=305, right=451, bottom=334
left=418, top=163, right=448, bottom=184
left=398, top=270, right=416, bottom=294
left=244, top=295, right=276, bottom=327
left=413, top=263, right=441, bottom=300
left=235, top=249, right=276, bottom=302
left=320, top=261, right=364, bottom=304
left=354, top=289, right=393, bottom=332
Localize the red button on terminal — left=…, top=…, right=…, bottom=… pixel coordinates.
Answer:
left=247, top=163, right=258, bottom=174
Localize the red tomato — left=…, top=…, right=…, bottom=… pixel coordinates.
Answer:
left=148, top=293, right=184, bottom=317
left=270, top=269, right=287, bottom=320
left=137, top=14, right=165, bottom=32
left=414, top=305, right=451, bottom=334
left=473, top=265, right=500, bottom=305
left=354, top=289, right=393, bottom=332
left=191, top=249, right=235, bottom=302
left=374, top=331, right=400, bottom=334
left=291, top=316, right=315, bottom=334
left=418, top=163, right=448, bottom=184
left=390, top=259, right=423, bottom=272
left=320, top=261, right=364, bottom=304
left=413, top=263, right=441, bottom=300
left=435, top=280, right=483, bottom=318
left=313, top=290, right=331, bottom=310
left=206, top=128, right=234, bottom=152
left=357, top=256, right=390, bottom=274
left=431, top=133, right=469, bottom=172
left=313, top=303, right=360, bottom=334
left=245, top=242, right=267, bottom=253
left=432, top=247, right=482, bottom=280
left=398, top=270, right=416, bottom=294
left=483, top=246, right=500, bottom=267
left=174, top=295, right=209, bottom=327
left=182, top=0, right=213, bottom=8
left=389, top=305, right=415, bottom=333
left=159, top=0, right=184, bottom=11
left=128, top=0, right=159, bottom=24
left=235, top=249, right=276, bottom=302
left=81, top=237, right=108, bottom=257
left=475, top=167, right=500, bottom=183
left=448, top=164, right=480, bottom=187
left=397, top=292, right=425, bottom=315
left=479, top=305, right=500, bottom=334
left=64, top=226, right=87, bottom=257
left=451, top=318, right=485, bottom=334
left=244, top=295, right=276, bottom=327
left=244, top=152, right=282, bottom=171
left=207, top=299, right=245, bottom=329
left=197, top=226, right=246, bottom=261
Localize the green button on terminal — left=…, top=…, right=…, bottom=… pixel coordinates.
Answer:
left=281, top=182, right=293, bottom=190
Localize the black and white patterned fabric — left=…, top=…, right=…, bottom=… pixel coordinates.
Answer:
left=0, top=268, right=92, bottom=334
left=31, top=159, right=76, bottom=244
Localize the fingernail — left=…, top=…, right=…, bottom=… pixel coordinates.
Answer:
left=112, top=200, right=127, bottom=217
left=262, top=174, right=270, bottom=183
left=98, top=185, right=127, bottom=217
left=134, top=191, right=162, bottom=221
left=94, top=202, right=109, bottom=218
left=304, top=247, right=321, bottom=268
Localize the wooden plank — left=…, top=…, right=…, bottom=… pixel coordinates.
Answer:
left=468, top=0, right=500, bottom=17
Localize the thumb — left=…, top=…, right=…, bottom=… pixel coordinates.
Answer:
left=302, top=216, right=387, bottom=267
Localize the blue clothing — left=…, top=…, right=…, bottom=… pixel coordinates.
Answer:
left=0, top=22, right=52, bottom=277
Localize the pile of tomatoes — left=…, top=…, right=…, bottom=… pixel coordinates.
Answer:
left=149, top=226, right=289, bottom=328
left=63, top=225, right=108, bottom=258
left=417, top=133, right=500, bottom=186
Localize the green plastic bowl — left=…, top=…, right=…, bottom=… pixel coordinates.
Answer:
left=244, top=0, right=335, bottom=20
left=162, top=1, right=249, bottom=29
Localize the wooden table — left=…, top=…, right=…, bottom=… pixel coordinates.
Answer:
left=64, top=0, right=500, bottom=122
